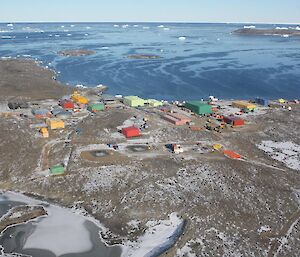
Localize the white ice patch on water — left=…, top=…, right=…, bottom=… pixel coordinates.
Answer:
left=23, top=205, right=93, bottom=256
left=3, top=192, right=101, bottom=257
left=257, top=141, right=300, bottom=171
left=122, top=213, right=182, bottom=257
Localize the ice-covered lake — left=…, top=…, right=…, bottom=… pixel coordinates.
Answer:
left=0, top=192, right=122, bottom=257
left=0, top=192, right=184, bottom=257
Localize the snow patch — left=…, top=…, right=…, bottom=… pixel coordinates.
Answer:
left=122, top=213, right=183, bottom=257
left=257, top=141, right=300, bottom=171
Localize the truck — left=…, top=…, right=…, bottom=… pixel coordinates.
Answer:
left=166, top=144, right=184, bottom=154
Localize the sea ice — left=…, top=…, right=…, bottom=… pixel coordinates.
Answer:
left=276, top=27, right=288, bottom=30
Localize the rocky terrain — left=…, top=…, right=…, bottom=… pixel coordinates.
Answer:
left=234, top=28, right=300, bottom=37
left=58, top=49, right=96, bottom=57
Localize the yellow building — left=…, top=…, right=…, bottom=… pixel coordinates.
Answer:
left=232, top=101, right=257, bottom=111
left=46, top=118, right=65, bottom=130
left=278, top=98, right=286, bottom=104
left=71, top=91, right=89, bottom=105
left=123, top=96, right=146, bottom=107
left=40, top=127, right=49, bottom=138
left=146, top=99, right=164, bottom=107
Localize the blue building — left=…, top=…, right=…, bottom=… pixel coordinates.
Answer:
left=255, top=98, right=269, bottom=106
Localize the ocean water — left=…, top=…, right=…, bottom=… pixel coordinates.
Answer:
left=0, top=22, right=300, bottom=100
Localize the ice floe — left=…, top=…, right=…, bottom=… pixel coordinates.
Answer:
left=1, top=36, right=14, bottom=39
left=276, top=26, right=289, bottom=30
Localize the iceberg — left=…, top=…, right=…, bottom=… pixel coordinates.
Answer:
left=244, top=25, right=256, bottom=29
left=276, top=26, right=288, bottom=30
left=178, top=36, right=186, bottom=41
left=1, top=36, right=14, bottom=39
left=158, top=25, right=164, bottom=28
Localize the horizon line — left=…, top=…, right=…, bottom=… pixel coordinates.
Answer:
left=0, top=21, right=300, bottom=25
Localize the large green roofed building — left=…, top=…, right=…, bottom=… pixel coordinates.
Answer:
left=123, top=96, right=146, bottom=107
left=185, top=101, right=212, bottom=115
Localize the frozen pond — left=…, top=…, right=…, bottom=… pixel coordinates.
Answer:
left=0, top=192, right=122, bottom=257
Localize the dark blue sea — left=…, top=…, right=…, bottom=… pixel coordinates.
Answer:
left=1, top=22, right=300, bottom=100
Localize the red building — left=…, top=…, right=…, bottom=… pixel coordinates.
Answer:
left=163, top=113, right=191, bottom=126
left=223, top=116, right=245, bottom=127
left=122, top=126, right=141, bottom=138
left=60, top=99, right=75, bottom=110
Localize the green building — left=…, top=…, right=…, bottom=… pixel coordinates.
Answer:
left=123, top=96, right=146, bottom=107
left=146, top=99, right=164, bottom=107
left=185, top=101, right=212, bottom=115
left=88, top=103, right=105, bottom=112
left=50, top=165, right=65, bottom=175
